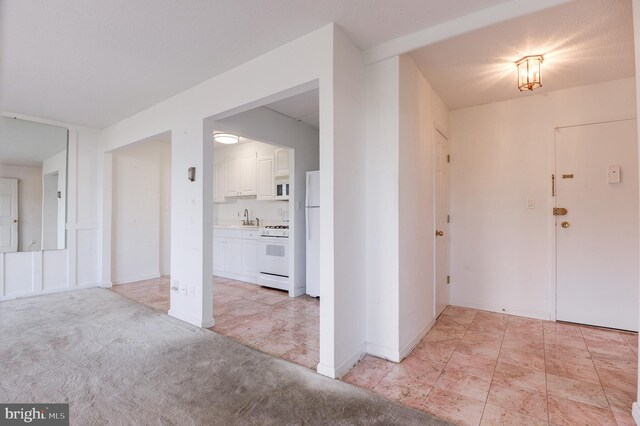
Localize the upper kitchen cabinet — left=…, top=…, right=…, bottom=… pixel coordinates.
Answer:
left=214, top=162, right=226, bottom=203
left=274, top=149, right=289, bottom=177
left=238, top=153, right=257, bottom=195
left=224, top=156, right=239, bottom=197
left=224, top=153, right=256, bottom=197
left=257, top=155, right=275, bottom=200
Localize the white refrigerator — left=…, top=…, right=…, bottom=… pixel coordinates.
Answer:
left=306, top=171, right=320, bottom=297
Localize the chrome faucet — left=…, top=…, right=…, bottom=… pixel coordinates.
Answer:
left=243, top=209, right=249, bottom=225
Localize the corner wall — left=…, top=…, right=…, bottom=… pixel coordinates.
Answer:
left=364, top=54, right=449, bottom=361
left=449, top=78, right=636, bottom=320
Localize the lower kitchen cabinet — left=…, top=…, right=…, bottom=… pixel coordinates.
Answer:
left=213, top=228, right=259, bottom=283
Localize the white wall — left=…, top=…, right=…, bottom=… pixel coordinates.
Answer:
left=211, top=108, right=319, bottom=296
left=100, top=24, right=368, bottom=379
left=364, top=54, right=449, bottom=362
left=398, top=54, right=449, bottom=354
left=0, top=112, right=102, bottom=300
left=111, top=140, right=171, bottom=284
left=0, top=164, right=42, bottom=251
left=450, top=78, right=637, bottom=320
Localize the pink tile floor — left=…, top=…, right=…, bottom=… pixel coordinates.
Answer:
left=111, top=276, right=320, bottom=369
left=343, top=306, right=639, bottom=426
left=113, top=279, right=638, bottom=425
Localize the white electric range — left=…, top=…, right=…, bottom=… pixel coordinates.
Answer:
left=257, top=225, right=290, bottom=290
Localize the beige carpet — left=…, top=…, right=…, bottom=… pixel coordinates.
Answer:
left=0, top=289, right=450, bottom=425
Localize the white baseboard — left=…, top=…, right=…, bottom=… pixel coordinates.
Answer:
left=317, top=343, right=367, bottom=379
left=366, top=342, right=400, bottom=362
left=169, top=309, right=215, bottom=328
left=399, top=318, right=435, bottom=360
left=632, top=402, right=640, bottom=425
left=100, top=281, right=113, bottom=288
left=113, top=273, right=161, bottom=285
left=450, top=298, right=551, bottom=321
left=290, top=286, right=307, bottom=298
left=0, top=283, right=100, bottom=301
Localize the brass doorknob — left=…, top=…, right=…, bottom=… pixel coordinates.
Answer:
left=561, top=221, right=570, bottom=228
left=436, top=230, right=444, bottom=237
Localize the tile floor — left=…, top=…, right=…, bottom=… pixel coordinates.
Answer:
left=342, top=306, right=639, bottom=426
left=113, top=280, right=638, bottom=425
left=111, top=276, right=320, bottom=369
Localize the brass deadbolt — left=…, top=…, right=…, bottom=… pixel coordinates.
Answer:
left=553, top=207, right=568, bottom=216
left=436, top=230, right=444, bottom=237
left=561, top=221, right=570, bottom=228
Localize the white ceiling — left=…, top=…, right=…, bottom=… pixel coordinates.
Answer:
left=410, top=0, right=635, bottom=110
left=0, top=117, right=68, bottom=167
left=1, top=0, right=510, bottom=128
left=265, top=90, right=320, bottom=129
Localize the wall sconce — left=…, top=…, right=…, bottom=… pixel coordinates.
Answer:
left=188, top=167, right=196, bottom=182
left=516, top=55, right=543, bottom=91
left=213, top=132, right=239, bottom=144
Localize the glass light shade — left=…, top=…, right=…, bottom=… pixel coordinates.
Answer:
left=516, top=55, right=543, bottom=91
left=213, top=132, right=239, bottom=144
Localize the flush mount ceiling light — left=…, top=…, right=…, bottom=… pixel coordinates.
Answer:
left=213, top=132, right=239, bottom=144
left=516, top=55, right=543, bottom=91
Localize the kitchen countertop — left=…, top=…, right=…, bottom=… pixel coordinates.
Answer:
left=214, top=225, right=259, bottom=230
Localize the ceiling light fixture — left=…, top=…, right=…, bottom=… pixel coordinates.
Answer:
left=213, top=132, right=239, bottom=144
left=516, top=55, right=543, bottom=91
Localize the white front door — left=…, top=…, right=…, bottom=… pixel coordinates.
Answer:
left=0, top=178, right=19, bottom=253
left=556, top=119, right=639, bottom=331
left=435, top=130, right=450, bottom=317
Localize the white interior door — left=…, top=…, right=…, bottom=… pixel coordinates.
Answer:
left=435, top=130, right=450, bottom=317
left=556, top=119, right=639, bottom=331
left=0, top=178, right=19, bottom=253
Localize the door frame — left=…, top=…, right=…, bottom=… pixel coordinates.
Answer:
left=552, top=117, right=638, bottom=323
left=434, top=125, right=450, bottom=318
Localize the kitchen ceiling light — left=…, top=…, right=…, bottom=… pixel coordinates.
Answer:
left=516, top=55, right=543, bottom=91
left=213, top=132, right=239, bottom=144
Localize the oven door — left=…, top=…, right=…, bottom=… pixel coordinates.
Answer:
left=257, top=237, right=289, bottom=277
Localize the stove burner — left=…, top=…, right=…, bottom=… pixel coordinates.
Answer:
left=265, top=225, right=289, bottom=229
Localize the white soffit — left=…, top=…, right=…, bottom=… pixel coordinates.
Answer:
left=1, top=0, right=512, bottom=129
left=265, top=90, right=320, bottom=130
left=409, top=0, right=635, bottom=110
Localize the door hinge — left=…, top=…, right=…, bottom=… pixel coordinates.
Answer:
left=447, top=275, right=450, bottom=284
left=447, top=155, right=450, bottom=163
left=447, top=214, right=450, bottom=223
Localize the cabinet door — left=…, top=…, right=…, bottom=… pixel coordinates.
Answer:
left=213, top=238, right=225, bottom=272
left=214, top=163, right=226, bottom=203
left=275, top=149, right=289, bottom=177
left=225, top=157, right=239, bottom=197
left=239, top=153, right=257, bottom=195
left=256, top=155, right=275, bottom=200
left=224, top=239, right=242, bottom=274
left=241, top=239, right=258, bottom=277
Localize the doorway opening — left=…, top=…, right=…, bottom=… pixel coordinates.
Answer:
left=205, top=88, right=321, bottom=370
left=109, top=132, right=172, bottom=312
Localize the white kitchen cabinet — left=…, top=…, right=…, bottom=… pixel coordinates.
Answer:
left=224, top=157, right=239, bottom=197
left=213, top=162, right=226, bottom=203
left=224, top=239, right=242, bottom=274
left=256, top=155, right=275, bottom=200
left=275, top=149, right=289, bottom=177
left=224, top=153, right=256, bottom=197
left=238, top=153, right=257, bottom=195
left=213, top=238, right=225, bottom=270
left=241, top=239, right=258, bottom=277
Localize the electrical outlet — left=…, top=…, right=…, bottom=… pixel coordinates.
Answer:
left=189, top=286, right=195, bottom=298
left=180, top=283, right=187, bottom=296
